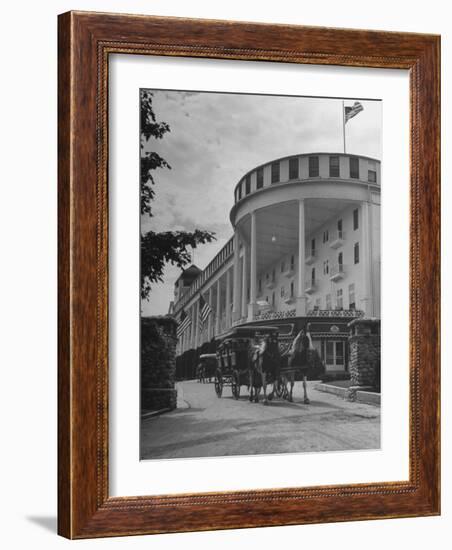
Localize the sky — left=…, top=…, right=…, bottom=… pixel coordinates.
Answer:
left=141, top=90, right=381, bottom=316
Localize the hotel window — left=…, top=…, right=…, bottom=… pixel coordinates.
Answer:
left=329, top=155, right=340, bottom=177
left=245, top=174, right=251, bottom=195
left=290, top=281, right=294, bottom=297
left=338, top=252, right=343, bottom=267
left=337, top=288, right=343, bottom=309
left=354, top=242, right=360, bottom=264
left=311, top=267, right=316, bottom=283
left=349, top=283, right=356, bottom=309
left=323, top=229, right=329, bottom=243
left=326, top=293, right=332, bottom=310
left=272, top=269, right=276, bottom=282
left=237, top=183, right=242, bottom=200
left=315, top=297, right=321, bottom=310
left=271, top=161, right=280, bottom=183
left=353, top=208, right=359, bottom=230
left=289, top=157, right=299, bottom=179
left=272, top=292, right=275, bottom=307
left=350, top=156, right=360, bottom=179
left=258, top=278, right=262, bottom=293
left=309, top=156, right=319, bottom=177
left=256, top=167, right=264, bottom=189
left=311, top=238, right=315, bottom=256
left=280, top=286, right=285, bottom=298
left=290, top=255, right=295, bottom=270
left=323, top=259, right=329, bottom=275
left=368, top=160, right=377, bottom=183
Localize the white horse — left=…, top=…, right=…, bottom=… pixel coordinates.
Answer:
left=248, top=336, right=280, bottom=405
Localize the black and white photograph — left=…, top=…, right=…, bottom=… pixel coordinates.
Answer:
left=139, top=89, right=381, bottom=460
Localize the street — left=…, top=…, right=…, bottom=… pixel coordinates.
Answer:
left=140, top=380, right=380, bottom=460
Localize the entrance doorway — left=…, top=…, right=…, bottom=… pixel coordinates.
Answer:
left=321, top=340, right=346, bottom=371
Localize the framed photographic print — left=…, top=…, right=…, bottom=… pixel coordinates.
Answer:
left=58, top=11, right=440, bottom=538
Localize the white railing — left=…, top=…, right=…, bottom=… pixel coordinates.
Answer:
left=307, top=309, right=364, bottom=318
left=253, top=309, right=296, bottom=321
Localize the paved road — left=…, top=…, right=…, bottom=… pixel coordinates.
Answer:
left=140, top=380, right=380, bottom=460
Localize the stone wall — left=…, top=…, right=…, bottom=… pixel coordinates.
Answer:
left=347, top=318, right=381, bottom=399
left=141, top=316, right=178, bottom=412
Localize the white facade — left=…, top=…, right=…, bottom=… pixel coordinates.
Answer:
left=172, top=152, right=381, bottom=357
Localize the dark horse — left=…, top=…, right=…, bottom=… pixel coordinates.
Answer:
left=282, top=329, right=311, bottom=404
left=248, top=334, right=281, bottom=405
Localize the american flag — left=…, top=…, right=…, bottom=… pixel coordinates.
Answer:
left=177, top=309, right=191, bottom=338
left=198, top=294, right=212, bottom=329
left=344, top=101, right=364, bottom=123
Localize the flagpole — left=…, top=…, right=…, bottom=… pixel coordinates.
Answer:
left=342, top=100, right=346, bottom=154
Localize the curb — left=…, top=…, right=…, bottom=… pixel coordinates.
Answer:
left=141, top=408, right=172, bottom=419
left=315, top=383, right=380, bottom=405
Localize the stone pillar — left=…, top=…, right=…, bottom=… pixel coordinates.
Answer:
left=241, top=245, right=248, bottom=319
left=361, top=201, right=372, bottom=316
left=215, top=277, right=221, bottom=335
left=141, top=316, right=178, bottom=412
left=208, top=286, right=213, bottom=340
left=232, top=231, right=241, bottom=322
left=347, top=318, right=381, bottom=401
left=248, top=211, right=258, bottom=321
left=225, top=269, right=231, bottom=328
left=296, top=199, right=307, bottom=316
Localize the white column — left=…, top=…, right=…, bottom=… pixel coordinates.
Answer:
left=189, top=306, right=194, bottom=349
left=192, top=304, right=197, bottom=349
left=215, top=278, right=221, bottom=335
left=241, top=245, right=248, bottom=319
left=194, top=299, right=200, bottom=349
left=232, top=231, right=241, bottom=322
left=296, top=199, right=307, bottom=316
left=361, top=201, right=372, bottom=316
left=208, top=286, right=213, bottom=340
left=248, top=211, right=257, bottom=321
left=225, top=269, right=231, bottom=328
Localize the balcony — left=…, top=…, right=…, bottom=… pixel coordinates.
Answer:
left=305, top=279, right=317, bottom=294
left=329, top=230, right=345, bottom=249
left=284, top=294, right=296, bottom=304
left=330, top=264, right=345, bottom=282
left=265, top=279, right=276, bottom=290
left=282, top=264, right=296, bottom=278
left=305, top=251, right=316, bottom=265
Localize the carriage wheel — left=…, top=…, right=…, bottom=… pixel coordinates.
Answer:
left=231, top=372, right=240, bottom=400
left=214, top=374, right=223, bottom=398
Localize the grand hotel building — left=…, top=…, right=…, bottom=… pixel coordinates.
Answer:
left=170, top=152, right=380, bottom=374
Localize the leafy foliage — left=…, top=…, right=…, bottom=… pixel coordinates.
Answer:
left=141, top=230, right=215, bottom=299
left=140, top=90, right=215, bottom=300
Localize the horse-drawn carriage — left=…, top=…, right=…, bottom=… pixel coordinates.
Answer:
left=215, top=325, right=291, bottom=403
left=214, top=324, right=320, bottom=404
left=214, top=326, right=268, bottom=398
left=196, top=353, right=217, bottom=383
